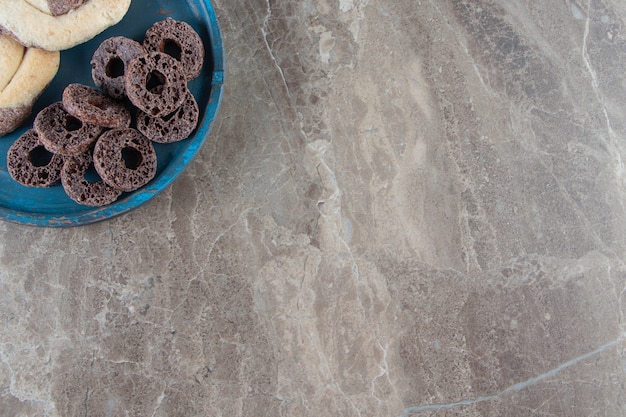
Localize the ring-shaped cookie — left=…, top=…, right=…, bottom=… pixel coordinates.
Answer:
left=125, top=52, right=187, bottom=117
left=91, top=36, right=145, bottom=99
left=61, top=151, right=122, bottom=206
left=62, top=83, right=131, bottom=128
left=34, top=102, right=103, bottom=155
left=7, top=128, right=64, bottom=187
left=136, top=88, right=199, bottom=143
left=143, top=17, right=204, bottom=81
left=93, top=128, right=157, bottom=192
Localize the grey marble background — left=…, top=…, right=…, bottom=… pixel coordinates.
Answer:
left=1, top=0, right=626, bottom=415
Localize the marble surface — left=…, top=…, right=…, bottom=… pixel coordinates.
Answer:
left=2, top=0, right=626, bottom=415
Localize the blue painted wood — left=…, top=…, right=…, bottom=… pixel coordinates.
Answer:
left=0, top=0, right=225, bottom=227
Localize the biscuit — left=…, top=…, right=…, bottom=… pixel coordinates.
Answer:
left=24, top=0, right=89, bottom=16
left=125, top=51, right=187, bottom=117
left=62, top=83, right=131, bottom=128
left=7, top=128, right=64, bottom=187
left=61, top=150, right=122, bottom=206
left=91, top=36, right=146, bottom=99
left=0, top=0, right=131, bottom=51
left=34, top=102, right=103, bottom=155
left=0, top=45, right=60, bottom=137
left=136, top=88, right=199, bottom=143
left=93, top=128, right=157, bottom=192
left=0, top=107, right=31, bottom=137
left=143, top=18, right=204, bottom=81
left=0, top=33, right=24, bottom=93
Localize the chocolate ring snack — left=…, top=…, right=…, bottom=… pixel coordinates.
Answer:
left=34, top=102, right=103, bottom=155
left=7, top=128, right=64, bottom=187
left=91, top=36, right=146, bottom=99
left=0, top=44, right=60, bottom=137
left=143, top=17, right=204, bottom=81
left=125, top=51, right=187, bottom=117
left=62, top=83, right=131, bottom=128
left=0, top=0, right=131, bottom=51
left=136, top=88, right=199, bottom=143
left=93, top=128, right=157, bottom=192
left=6, top=17, right=207, bottom=207
left=61, top=151, right=122, bottom=206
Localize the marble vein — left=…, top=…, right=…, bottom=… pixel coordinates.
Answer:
left=397, top=331, right=626, bottom=416
left=261, top=0, right=290, bottom=98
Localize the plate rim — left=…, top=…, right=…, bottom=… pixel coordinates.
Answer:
left=0, top=0, right=225, bottom=228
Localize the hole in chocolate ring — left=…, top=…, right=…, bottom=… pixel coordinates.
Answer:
left=121, top=146, right=143, bottom=170
left=29, top=145, right=54, bottom=167
left=146, top=70, right=166, bottom=94
left=84, top=162, right=102, bottom=183
left=105, top=56, right=125, bottom=78
left=64, top=115, right=83, bottom=131
left=161, top=110, right=177, bottom=122
left=160, top=39, right=182, bottom=61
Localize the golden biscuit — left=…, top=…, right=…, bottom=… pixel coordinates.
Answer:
left=0, top=46, right=59, bottom=136
left=0, top=0, right=131, bottom=51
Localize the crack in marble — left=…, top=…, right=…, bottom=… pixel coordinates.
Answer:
left=307, top=140, right=362, bottom=290
left=1, top=353, right=18, bottom=401
left=150, top=390, right=166, bottom=417
left=396, top=331, right=626, bottom=416
left=82, top=349, right=97, bottom=417
left=581, top=1, right=599, bottom=94
left=581, top=1, right=621, bottom=150
left=370, top=340, right=392, bottom=406
left=605, top=260, right=626, bottom=327
left=261, top=0, right=291, bottom=98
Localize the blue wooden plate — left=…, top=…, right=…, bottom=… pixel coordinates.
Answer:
left=0, top=0, right=224, bottom=227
